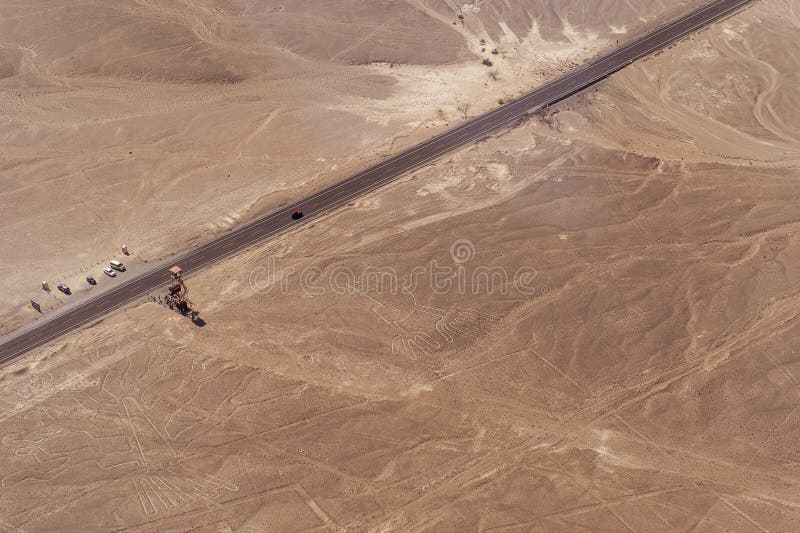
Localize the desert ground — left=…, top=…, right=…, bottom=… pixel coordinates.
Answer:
left=0, top=0, right=703, bottom=334
left=3, top=0, right=800, bottom=531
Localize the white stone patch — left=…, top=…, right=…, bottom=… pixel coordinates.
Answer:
left=485, top=162, right=512, bottom=192
left=402, top=383, right=433, bottom=397
left=498, top=21, right=521, bottom=44
left=686, top=42, right=720, bottom=62
left=722, top=26, right=741, bottom=39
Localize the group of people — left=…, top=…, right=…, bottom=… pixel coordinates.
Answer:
left=149, top=293, right=199, bottom=321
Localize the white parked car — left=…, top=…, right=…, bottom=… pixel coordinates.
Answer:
left=103, top=267, right=117, bottom=277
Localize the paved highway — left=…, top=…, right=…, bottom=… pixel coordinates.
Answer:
left=0, top=0, right=752, bottom=366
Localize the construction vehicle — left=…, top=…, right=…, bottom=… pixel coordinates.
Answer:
left=156, top=266, right=200, bottom=322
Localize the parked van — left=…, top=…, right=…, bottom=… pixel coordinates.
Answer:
left=110, top=259, right=126, bottom=272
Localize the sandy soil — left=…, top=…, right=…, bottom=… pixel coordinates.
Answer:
left=0, top=0, right=703, bottom=334
left=3, top=0, right=800, bottom=531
